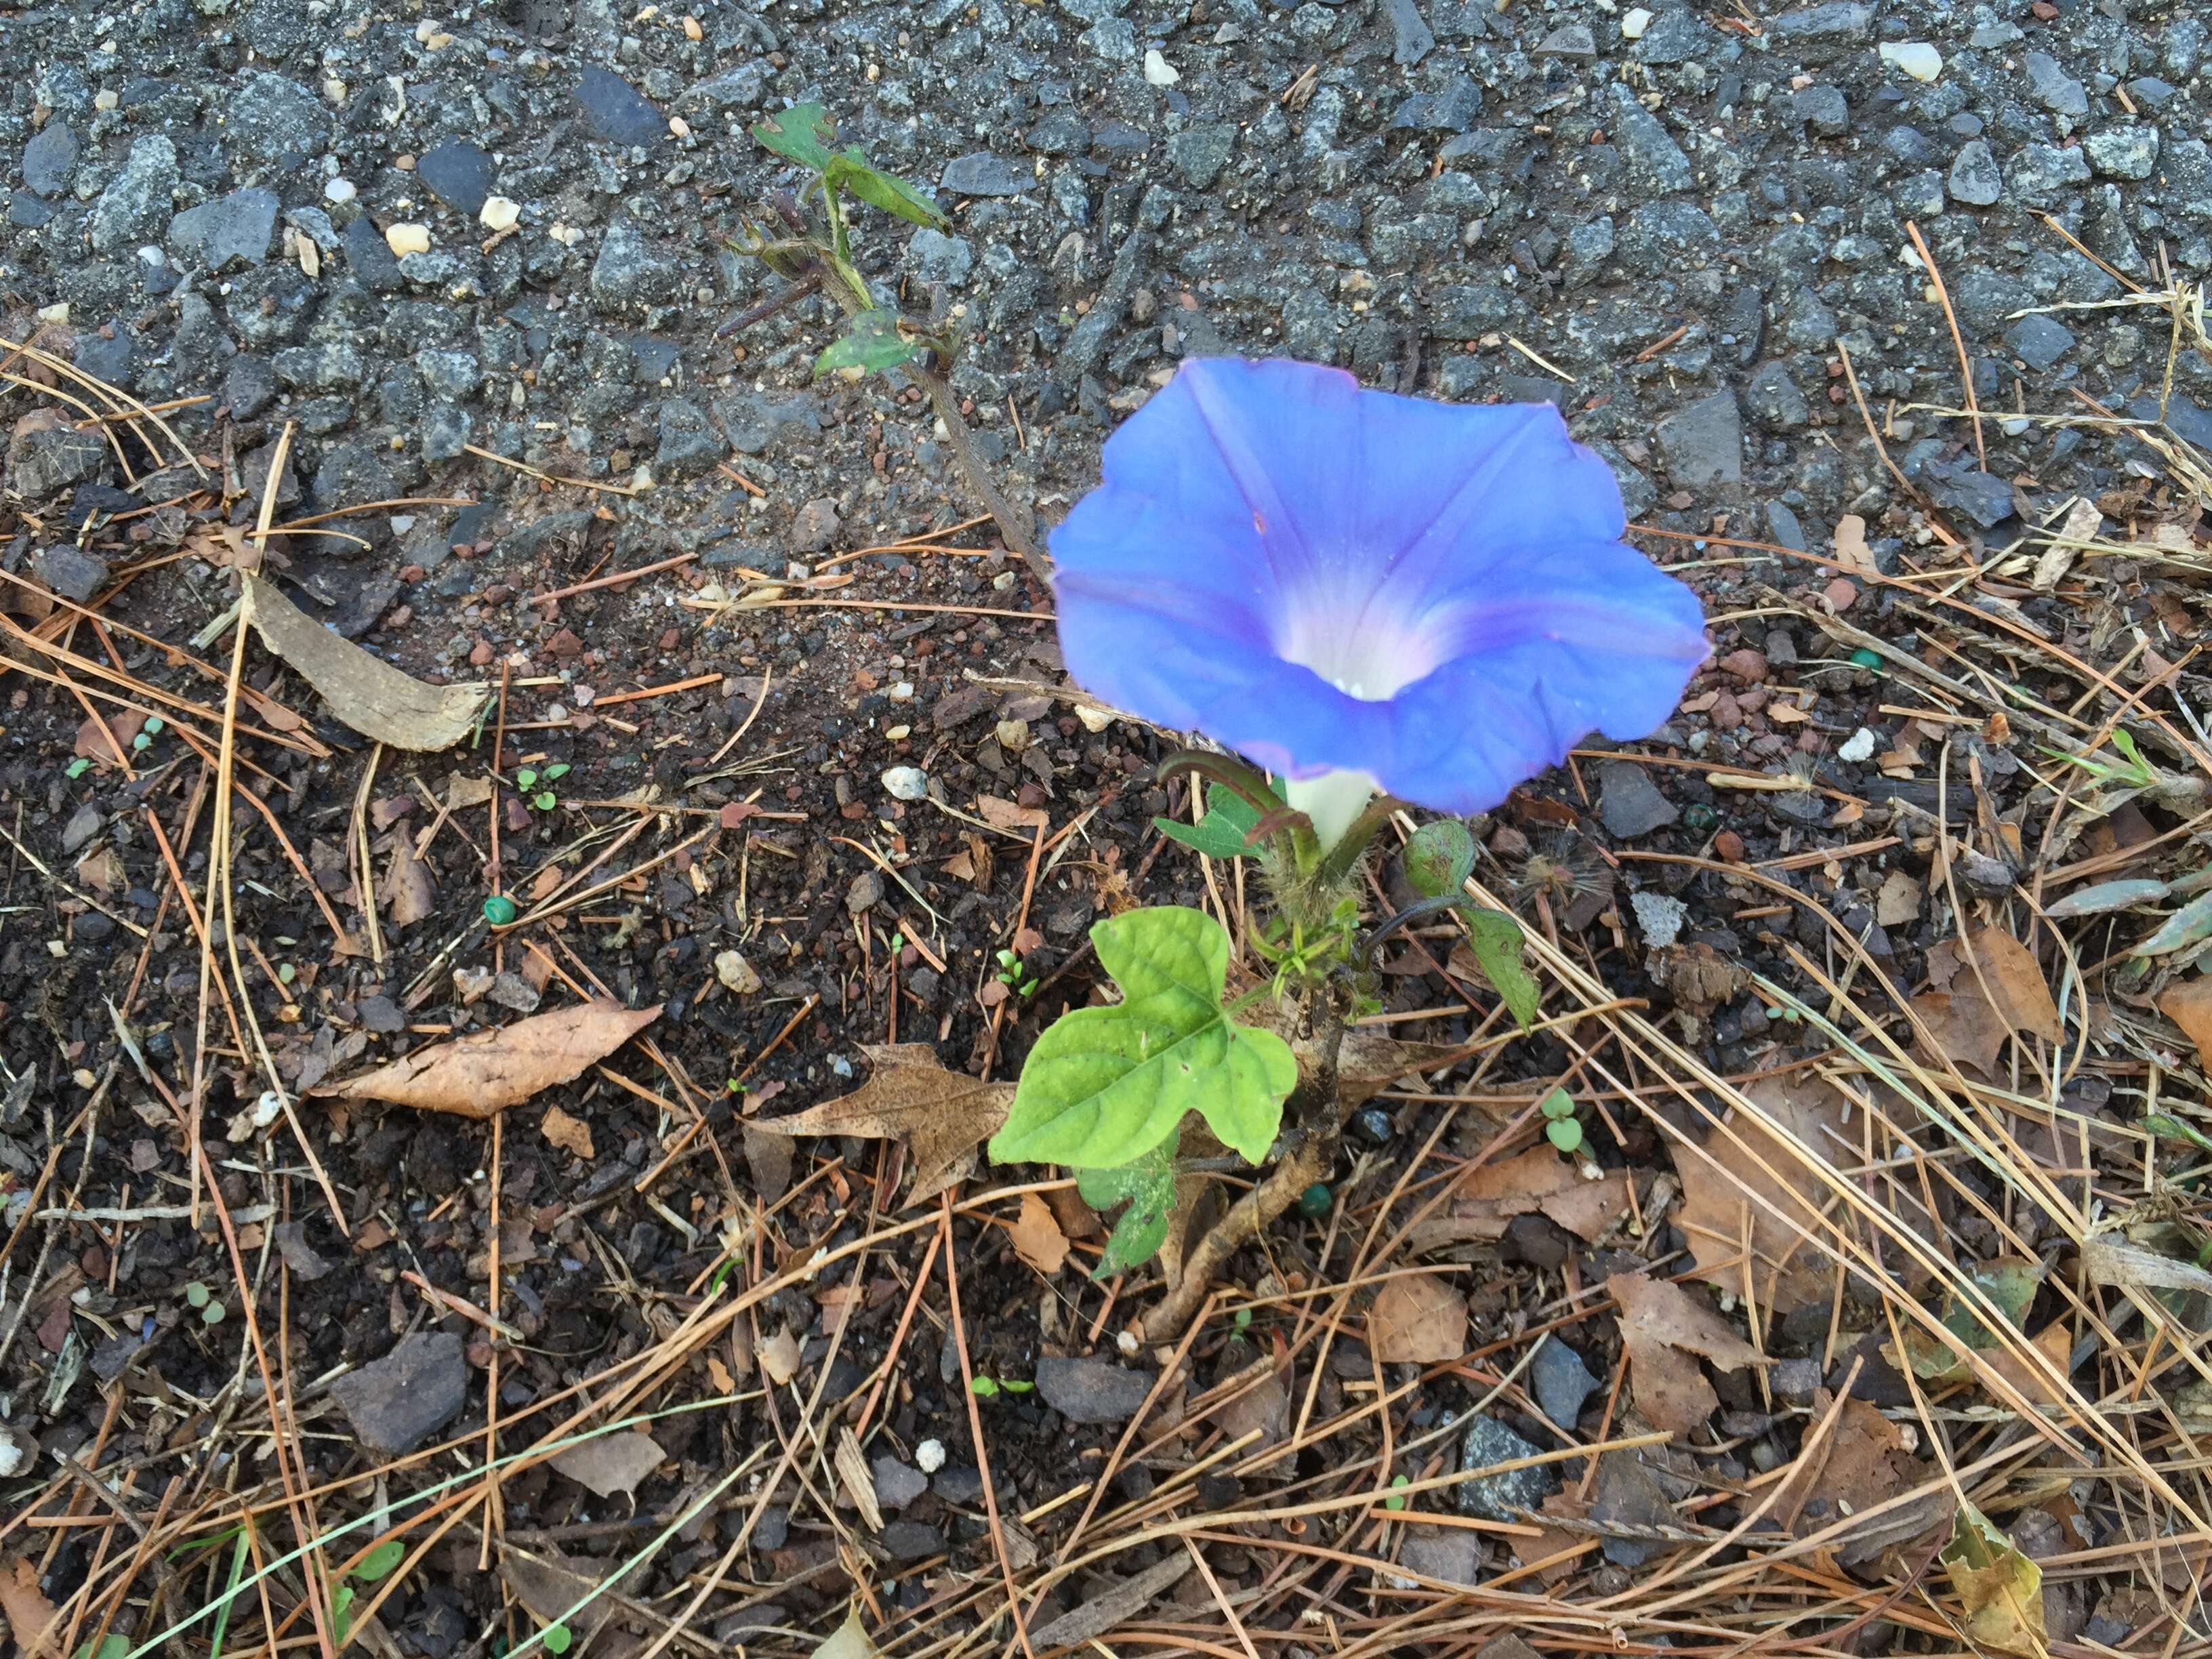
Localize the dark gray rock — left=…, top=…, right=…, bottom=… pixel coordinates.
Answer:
left=576, top=67, right=665, bottom=147
left=2009, top=142, right=2091, bottom=199
left=169, top=186, right=279, bottom=270
left=1027, top=110, right=1093, bottom=156
left=1536, top=22, right=1595, bottom=56
left=1606, top=83, right=1692, bottom=194
left=273, top=342, right=367, bottom=392
left=226, top=71, right=329, bottom=171
left=1744, top=361, right=1809, bottom=430
left=715, top=390, right=821, bottom=455
left=31, top=546, right=108, bottom=603
left=417, top=141, right=497, bottom=217
left=1429, top=282, right=1514, bottom=338
left=226, top=355, right=278, bottom=419
left=414, top=350, right=479, bottom=400
left=1590, top=1450, right=1674, bottom=1568
left=590, top=220, right=682, bottom=312
left=2166, top=140, right=2212, bottom=221
left=1531, top=1338, right=1600, bottom=1428
left=2005, top=313, right=2075, bottom=371
left=88, top=136, right=177, bottom=253
left=1385, top=0, right=1433, bottom=64
left=1398, top=1528, right=1483, bottom=1586
left=1456, top=1415, right=1559, bottom=1521
left=342, top=213, right=405, bottom=291
left=1654, top=388, right=1742, bottom=487
left=1793, top=85, right=1849, bottom=138
left=1633, top=7, right=1717, bottom=63
left=423, top=404, right=471, bottom=463
left=1036, top=1355, right=1154, bottom=1424
left=878, top=1520, right=944, bottom=1560
left=678, top=62, right=771, bottom=110
left=907, top=228, right=972, bottom=285
left=312, top=442, right=403, bottom=512
left=1168, top=123, right=1239, bottom=189
left=1765, top=2, right=1872, bottom=55
left=1922, top=459, right=2016, bottom=529
left=1618, top=201, right=1719, bottom=272
left=9, top=192, right=53, bottom=228
left=2085, top=126, right=2158, bottom=181
left=2023, top=52, right=2089, bottom=119
left=7, top=426, right=108, bottom=498
left=1389, top=78, right=1481, bottom=133
left=1948, top=141, right=2001, bottom=207
left=22, top=122, right=77, bottom=197
left=872, top=1455, right=928, bottom=1512
left=940, top=152, right=1033, bottom=197
left=329, top=1332, right=468, bottom=1456
left=74, top=328, right=135, bottom=389
left=1597, top=760, right=1679, bottom=838
left=655, top=398, right=722, bottom=477
left=1951, top=270, right=2032, bottom=334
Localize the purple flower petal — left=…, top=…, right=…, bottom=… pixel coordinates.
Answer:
left=1052, top=356, right=1708, bottom=816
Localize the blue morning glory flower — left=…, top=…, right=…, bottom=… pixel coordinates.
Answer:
left=1050, top=357, right=1708, bottom=846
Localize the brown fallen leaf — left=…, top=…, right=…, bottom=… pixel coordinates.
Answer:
left=1673, top=1074, right=1852, bottom=1316
left=2159, top=977, right=2212, bottom=1069
left=758, top=1326, right=801, bottom=1386
left=1776, top=1394, right=1944, bottom=1565
left=1876, top=868, right=1922, bottom=927
left=976, top=794, right=1046, bottom=831
left=1609, top=1272, right=1768, bottom=1436
left=380, top=835, right=437, bottom=926
left=1914, top=926, right=2062, bottom=1074
left=1425, top=1145, right=1630, bottom=1246
left=1368, top=1274, right=1469, bottom=1364
left=541, top=1105, right=596, bottom=1160
left=0, top=1556, right=57, bottom=1658
left=550, top=1431, right=664, bottom=1499
left=1006, top=1191, right=1069, bottom=1275
left=752, top=1044, right=1012, bottom=1206
left=243, top=573, right=489, bottom=750
left=316, top=1000, right=661, bottom=1118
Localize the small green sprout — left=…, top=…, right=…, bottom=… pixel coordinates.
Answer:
left=968, top=1374, right=1034, bottom=1399
left=1539, top=1088, right=1584, bottom=1155
left=66, top=757, right=91, bottom=779
left=542, top=1626, right=573, bottom=1656
left=1384, top=1475, right=1410, bottom=1511
left=514, top=762, right=570, bottom=813
left=994, top=947, right=1039, bottom=998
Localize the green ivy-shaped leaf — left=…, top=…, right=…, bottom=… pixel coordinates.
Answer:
left=1462, top=907, right=1539, bottom=1030
left=1403, top=819, right=1475, bottom=899
left=1904, top=1256, right=2047, bottom=1380
left=990, top=907, right=1294, bottom=1168
left=1076, top=1128, right=1178, bottom=1277
left=752, top=102, right=836, bottom=169
left=815, top=308, right=922, bottom=375
left=822, top=150, right=949, bottom=230
left=1153, top=784, right=1261, bottom=860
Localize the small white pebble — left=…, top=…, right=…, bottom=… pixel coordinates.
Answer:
left=384, top=222, right=431, bottom=257
left=881, top=764, right=930, bottom=802
left=252, top=1090, right=285, bottom=1129
left=1075, top=703, right=1113, bottom=734
left=1879, top=41, right=1944, bottom=82
left=1837, top=726, right=1878, bottom=764
left=1117, top=1329, right=1140, bottom=1357
left=480, top=194, right=521, bottom=232
left=915, top=1439, right=947, bottom=1474
left=1143, top=47, right=1181, bottom=85
left=888, top=680, right=915, bottom=703
left=325, top=178, right=357, bottom=205
left=1620, top=6, right=1653, bottom=39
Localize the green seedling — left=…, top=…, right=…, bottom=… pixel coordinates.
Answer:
left=329, top=1537, right=407, bottom=1647
left=513, top=762, right=570, bottom=812
left=994, top=947, right=1038, bottom=998
left=182, top=1280, right=226, bottom=1325
left=1539, top=1088, right=1584, bottom=1155
left=967, top=1374, right=1035, bottom=1399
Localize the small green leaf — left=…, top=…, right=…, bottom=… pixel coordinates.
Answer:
left=1462, top=908, right=1540, bottom=1029
left=77, top=1637, right=129, bottom=1659
left=2045, top=878, right=2169, bottom=919
left=331, top=1585, right=355, bottom=1650
left=534, top=792, right=557, bottom=811
left=2148, top=1113, right=2212, bottom=1153
left=2137, top=891, right=2212, bottom=956
left=822, top=150, right=949, bottom=230
left=66, top=758, right=91, bottom=779
left=353, top=1540, right=405, bottom=1582
left=203, top=1300, right=226, bottom=1325
left=752, top=101, right=836, bottom=169
left=1538, top=1087, right=1576, bottom=1120
left=184, top=1281, right=210, bottom=1308
left=1404, top=819, right=1476, bottom=899
left=1000, top=1378, right=1033, bottom=1393
left=815, top=308, right=922, bottom=375
left=516, top=768, right=537, bottom=790
left=1078, top=1132, right=1179, bottom=1278
left=542, top=1624, right=573, bottom=1656
left=1544, top=1117, right=1583, bottom=1153
left=988, top=906, right=1296, bottom=1168
left=1942, top=1502, right=2047, bottom=1656
left=143, top=716, right=165, bottom=735
left=132, top=732, right=152, bottom=752
left=968, top=1375, right=1000, bottom=1398
left=1384, top=1475, right=1409, bottom=1511
left=1152, top=785, right=1262, bottom=860
left=1904, top=1256, right=2047, bottom=1380
left=543, top=762, right=570, bottom=781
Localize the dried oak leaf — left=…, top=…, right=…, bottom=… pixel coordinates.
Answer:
left=1007, top=1191, right=1069, bottom=1275
left=550, top=1431, right=664, bottom=1499
left=1368, top=1274, right=1469, bottom=1364
left=541, top=1105, right=596, bottom=1160
left=316, top=1000, right=660, bottom=1118
left=1777, top=1394, right=1945, bottom=1567
left=751, top=1043, right=1011, bottom=1206
left=1912, top=926, right=2062, bottom=1076
left=1673, top=1074, right=1852, bottom=1316
left=2158, top=977, right=2212, bottom=1069
left=1407, top=1145, right=1629, bottom=1252
left=0, top=1556, right=57, bottom=1658
left=1608, top=1272, right=1768, bottom=1436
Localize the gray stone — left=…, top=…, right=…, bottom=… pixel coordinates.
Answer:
left=1390, top=78, right=1481, bottom=133
left=1530, top=1338, right=1600, bottom=1428
left=1951, top=270, right=2032, bottom=334
left=1456, top=1415, right=1559, bottom=1521
left=22, top=122, right=77, bottom=197
left=1565, top=216, right=1615, bottom=268
left=74, top=329, right=134, bottom=389
left=169, top=186, right=279, bottom=270
left=655, top=398, right=722, bottom=478
left=716, top=391, right=821, bottom=454
left=226, top=71, right=329, bottom=171
left=2009, top=142, right=2091, bottom=199
left=1384, top=0, right=1433, bottom=65
left=1765, top=1, right=1871, bottom=53
left=2022, top=52, right=2089, bottom=119
left=1618, top=201, right=1720, bottom=272
left=9, top=192, right=52, bottom=228
left=423, top=404, right=471, bottom=463
left=1793, top=85, right=1849, bottom=138
left=907, top=228, right=972, bottom=285
left=590, top=220, right=682, bottom=312
left=1922, top=459, right=2016, bottom=529
left=576, top=67, right=665, bottom=147
left=273, top=342, right=366, bottom=392
left=2085, top=125, right=2159, bottom=181
left=1168, top=123, right=1239, bottom=190
left=1607, top=83, right=1692, bottom=194
left=1397, top=1529, right=1483, bottom=1586
left=417, top=141, right=497, bottom=216
left=329, top=1332, right=468, bottom=1456
left=60, top=805, right=102, bottom=856
left=939, top=152, right=1032, bottom=197
left=1036, top=1355, right=1154, bottom=1425
left=226, top=355, right=278, bottom=419
left=1655, top=388, right=1742, bottom=487
left=1744, top=361, right=1809, bottom=430
left=1429, top=282, right=1514, bottom=338
left=1535, top=22, right=1595, bottom=56
left=6, top=426, right=107, bottom=497
left=1766, top=501, right=1808, bottom=551
left=878, top=1520, right=944, bottom=1560
left=1027, top=111, right=1092, bottom=156
left=88, top=136, right=178, bottom=254
left=677, top=62, right=771, bottom=110
left=2166, top=140, right=2212, bottom=222
left=414, top=350, right=480, bottom=400
left=1597, top=760, right=1680, bottom=838
left=1634, top=8, right=1717, bottom=63
left=2004, top=313, right=2075, bottom=371
left=1079, top=15, right=1137, bottom=57
left=312, top=441, right=403, bottom=512
left=872, top=1455, right=928, bottom=1512
left=1590, top=1450, right=1674, bottom=1568
left=342, top=213, right=405, bottom=291
left=790, top=497, right=841, bottom=552
left=31, top=546, right=109, bottom=603
left=1947, top=140, right=2001, bottom=207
